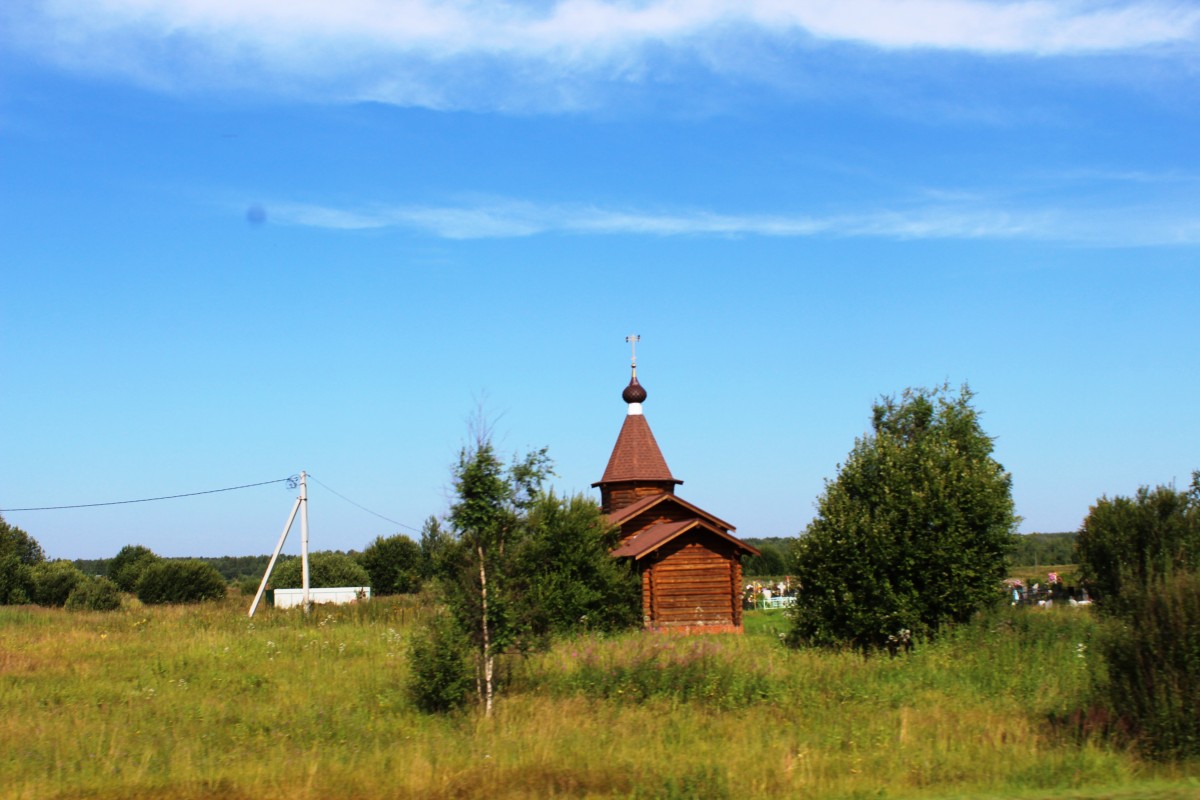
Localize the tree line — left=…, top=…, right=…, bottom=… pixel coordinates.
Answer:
left=743, top=531, right=1077, bottom=578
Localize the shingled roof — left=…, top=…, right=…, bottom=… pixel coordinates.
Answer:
left=611, top=518, right=759, bottom=559
left=593, top=413, right=681, bottom=486
left=606, top=491, right=735, bottom=532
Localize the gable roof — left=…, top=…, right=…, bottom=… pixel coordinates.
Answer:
left=612, top=518, right=761, bottom=560
left=607, top=492, right=736, bottom=533
left=592, top=413, right=681, bottom=487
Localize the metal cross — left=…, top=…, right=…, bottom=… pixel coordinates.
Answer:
left=625, top=334, right=640, bottom=367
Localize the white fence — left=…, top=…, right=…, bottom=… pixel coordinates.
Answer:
left=273, top=587, right=370, bottom=609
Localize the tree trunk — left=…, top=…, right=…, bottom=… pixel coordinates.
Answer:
left=478, top=544, right=494, bottom=717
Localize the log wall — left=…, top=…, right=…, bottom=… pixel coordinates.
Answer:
left=600, top=481, right=676, bottom=514
left=642, top=531, right=740, bottom=629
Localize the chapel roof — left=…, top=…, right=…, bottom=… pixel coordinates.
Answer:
left=611, top=518, right=760, bottom=559
left=606, top=491, right=735, bottom=533
left=593, top=413, right=681, bottom=487
left=593, top=366, right=681, bottom=488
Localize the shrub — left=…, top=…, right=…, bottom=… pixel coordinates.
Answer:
left=236, top=576, right=261, bottom=596
left=0, top=555, right=33, bottom=605
left=135, top=559, right=228, bottom=604
left=270, top=551, right=369, bottom=589
left=29, top=560, right=86, bottom=607
left=357, top=535, right=422, bottom=595
left=108, top=545, right=161, bottom=593
left=513, top=492, right=640, bottom=639
left=65, top=576, right=122, bottom=611
left=1099, top=571, right=1200, bottom=759
left=407, top=612, right=474, bottom=713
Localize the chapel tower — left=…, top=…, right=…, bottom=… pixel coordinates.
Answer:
left=595, top=337, right=759, bottom=632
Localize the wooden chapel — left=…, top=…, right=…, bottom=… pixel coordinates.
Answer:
left=594, top=344, right=759, bottom=633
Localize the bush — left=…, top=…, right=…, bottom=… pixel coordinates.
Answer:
left=0, top=555, right=33, bottom=605
left=1099, top=571, right=1200, bottom=759
left=407, top=612, right=474, bottom=713
left=29, top=561, right=86, bottom=607
left=270, top=551, right=369, bottom=589
left=513, top=492, right=640, bottom=639
left=357, top=535, right=422, bottom=595
left=108, top=545, right=161, bottom=593
left=66, top=577, right=123, bottom=611
left=135, top=559, right=228, bottom=604
left=236, top=576, right=261, bottom=596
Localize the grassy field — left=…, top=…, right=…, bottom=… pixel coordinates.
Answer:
left=2, top=596, right=1198, bottom=799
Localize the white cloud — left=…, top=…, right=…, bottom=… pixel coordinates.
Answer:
left=263, top=195, right=1198, bottom=246
left=6, top=1, right=1198, bottom=107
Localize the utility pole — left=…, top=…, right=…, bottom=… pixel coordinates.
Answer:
left=248, top=471, right=311, bottom=617
left=300, top=471, right=310, bottom=613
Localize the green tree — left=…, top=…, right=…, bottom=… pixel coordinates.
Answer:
left=512, top=491, right=640, bottom=640
left=742, top=538, right=791, bottom=577
left=1009, top=532, right=1078, bottom=567
left=270, top=551, right=370, bottom=589
left=418, top=516, right=453, bottom=581
left=1075, top=475, right=1200, bottom=614
left=108, top=545, right=161, bottom=593
left=0, top=514, right=44, bottom=604
left=789, top=385, right=1017, bottom=652
left=357, top=534, right=422, bottom=595
left=440, top=428, right=551, bottom=716
left=135, top=560, right=228, bottom=604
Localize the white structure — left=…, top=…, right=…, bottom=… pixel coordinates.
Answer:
left=274, top=587, right=370, bottom=609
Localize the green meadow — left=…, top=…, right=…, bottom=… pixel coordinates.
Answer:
left=3, top=596, right=1198, bottom=800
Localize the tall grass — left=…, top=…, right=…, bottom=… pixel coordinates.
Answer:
left=1097, top=572, right=1200, bottom=759
left=2, top=597, right=1197, bottom=799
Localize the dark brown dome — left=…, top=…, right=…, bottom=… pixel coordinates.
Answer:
left=622, top=375, right=647, bottom=404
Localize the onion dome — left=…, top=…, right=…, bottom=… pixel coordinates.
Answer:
left=622, top=372, right=647, bottom=404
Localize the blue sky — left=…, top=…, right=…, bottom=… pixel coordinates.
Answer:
left=1, top=1, right=1197, bottom=560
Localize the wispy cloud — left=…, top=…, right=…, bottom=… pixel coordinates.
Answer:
left=262, top=195, right=1198, bottom=246
left=6, top=1, right=1198, bottom=108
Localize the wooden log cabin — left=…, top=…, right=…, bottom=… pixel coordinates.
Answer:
left=594, top=360, right=759, bottom=633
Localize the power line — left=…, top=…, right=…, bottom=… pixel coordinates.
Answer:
left=0, top=477, right=296, bottom=512
left=307, top=474, right=419, bottom=533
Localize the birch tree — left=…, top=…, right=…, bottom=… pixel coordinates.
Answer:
left=444, top=428, right=550, bottom=716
